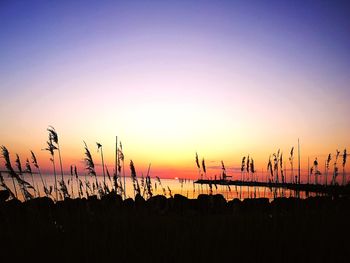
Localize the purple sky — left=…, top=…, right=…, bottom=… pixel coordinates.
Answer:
left=0, top=1, right=349, bottom=176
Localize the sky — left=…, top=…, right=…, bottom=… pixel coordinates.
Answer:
left=0, top=0, right=349, bottom=180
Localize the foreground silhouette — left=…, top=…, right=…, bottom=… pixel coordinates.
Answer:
left=0, top=191, right=349, bottom=262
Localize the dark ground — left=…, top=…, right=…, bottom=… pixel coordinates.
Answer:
left=0, top=193, right=349, bottom=262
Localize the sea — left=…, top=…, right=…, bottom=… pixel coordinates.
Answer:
left=1, top=172, right=318, bottom=201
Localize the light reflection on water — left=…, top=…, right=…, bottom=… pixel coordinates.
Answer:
left=2, top=173, right=317, bottom=201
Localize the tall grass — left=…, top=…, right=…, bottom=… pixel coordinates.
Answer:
left=202, top=158, right=206, bottom=179
left=1, top=146, right=34, bottom=200
left=289, top=147, right=294, bottom=183
left=119, top=142, right=126, bottom=199
left=130, top=160, right=140, bottom=197
left=84, top=141, right=102, bottom=196
left=325, top=154, right=331, bottom=186
left=221, top=160, right=226, bottom=180
left=0, top=171, right=16, bottom=199
left=241, top=156, right=246, bottom=182
left=267, top=156, right=273, bottom=183
left=195, top=152, right=201, bottom=180
left=25, top=158, right=37, bottom=197
left=250, top=158, right=256, bottom=182
left=332, top=150, right=340, bottom=185
left=342, top=149, right=347, bottom=185
left=44, top=135, right=58, bottom=200
left=31, top=150, right=51, bottom=197
left=246, top=155, right=250, bottom=181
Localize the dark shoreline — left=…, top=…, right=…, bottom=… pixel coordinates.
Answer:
left=1, top=193, right=350, bottom=262
left=195, top=179, right=350, bottom=196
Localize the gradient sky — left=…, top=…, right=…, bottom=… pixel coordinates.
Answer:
left=1, top=0, right=349, bottom=179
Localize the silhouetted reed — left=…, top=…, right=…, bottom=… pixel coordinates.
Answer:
left=83, top=141, right=101, bottom=196
left=156, top=176, right=166, bottom=196
left=325, top=153, right=332, bottom=186
left=0, top=171, right=15, bottom=199
left=25, top=158, right=37, bottom=197
left=289, top=147, right=294, bottom=183
left=267, top=156, right=273, bottom=183
left=332, top=150, right=340, bottom=185
left=202, top=158, right=206, bottom=178
left=195, top=152, right=201, bottom=180
left=130, top=160, right=140, bottom=197
left=1, top=146, right=34, bottom=200
left=342, top=148, right=347, bottom=185
left=240, top=156, right=246, bottom=181
left=96, top=142, right=106, bottom=188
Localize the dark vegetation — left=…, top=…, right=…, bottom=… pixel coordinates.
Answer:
left=1, top=127, right=349, bottom=262
left=0, top=191, right=349, bottom=262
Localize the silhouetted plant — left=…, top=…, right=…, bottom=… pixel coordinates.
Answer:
left=250, top=158, right=256, bottom=182
left=167, top=186, right=173, bottom=198
left=325, top=153, right=331, bottom=186
left=130, top=160, right=140, bottom=197
left=342, top=149, right=347, bottom=185
left=202, top=158, right=206, bottom=179
left=267, top=156, right=273, bottom=182
left=156, top=176, right=166, bottom=196
left=44, top=135, right=58, bottom=200
left=25, top=158, right=37, bottom=197
left=279, top=153, right=284, bottom=183
left=289, top=147, right=294, bottom=183
left=311, top=158, right=321, bottom=185
left=118, top=141, right=126, bottom=198
left=30, top=150, right=51, bottom=197
left=246, top=155, right=250, bottom=181
left=96, top=142, right=107, bottom=190
left=195, top=152, right=201, bottom=180
left=83, top=141, right=100, bottom=196
left=144, top=164, right=153, bottom=199
left=15, top=153, right=34, bottom=200
left=221, top=160, right=226, bottom=180
left=0, top=171, right=16, bottom=199
left=332, top=150, right=340, bottom=185
left=241, top=156, right=246, bottom=182
left=1, top=146, right=34, bottom=200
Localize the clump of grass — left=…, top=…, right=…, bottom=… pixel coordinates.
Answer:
left=84, top=141, right=102, bottom=196
left=31, top=150, right=51, bottom=197
left=195, top=152, right=201, bottom=180
left=342, top=149, right=347, bottom=185
left=267, top=156, right=273, bottom=183
left=246, top=155, right=250, bottom=181
left=167, top=186, right=173, bottom=198
left=241, top=156, right=246, bottom=181
left=0, top=171, right=16, bottom=199
left=118, top=141, right=126, bottom=198
left=250, top=158, right=256, bottom=182
left=144, top=164, right=153, bottom=199
left=332, top=150, right=340, bottom=185
left=25, top=158, right=37, bottom=197
left=202, top=158, right=206, bottom=179
left=130, top=160, right=140, bottom=197
left=289, top=147, right=294, bottom=183
left=15, top=153, right=34, bottom=199
left=325, top=154, right=332, bottom=186
left=44, top=134, right=58, bottom=200
left=96, top=142, right=107, bottom=191
left=156, top=176, right=166, bottom=196
left=1, top=146, right=34, bottom=201
left=279, top=153, right=284, bottom=183
left=221, top=160, right=226, bottom=180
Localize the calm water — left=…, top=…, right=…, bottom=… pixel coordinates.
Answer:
left=2, top=173, right=317, bottom=202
